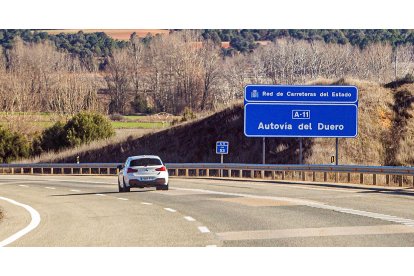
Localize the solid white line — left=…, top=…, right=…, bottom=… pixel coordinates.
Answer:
left=95, top=194, right=106, bottom=196
left=164, top=208, right=176, bottom=213
left=70, top=189, right=81, bottom=192
left=117, top=198, right=128, bottom=201
left=198, top=226, right=210, bottom=233
left=18, top=185, right=29, bottom=187
left=141, top=202, right=153, bottom=205
left=0, top=196, right=41, bottom=247
left=206, top=245, right=217, bottom=247
left=184, top=216, right=196, bottom=222
left=44, top=187, right=56, bottom=190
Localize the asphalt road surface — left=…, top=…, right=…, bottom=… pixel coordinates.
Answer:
left=1, top=175, right=414, bottom=246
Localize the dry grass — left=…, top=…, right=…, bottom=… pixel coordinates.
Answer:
left=18, top=128, right=156, bottom=163
left=393, top=84, right=414, bottom=166
left=306, top=78, right=394, bottom=166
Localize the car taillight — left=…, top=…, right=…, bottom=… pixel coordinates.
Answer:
left=155, top=166, right=166, bottom=171
left=127, top=168, right=138, bottom=173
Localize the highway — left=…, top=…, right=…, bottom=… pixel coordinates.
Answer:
left=1, top=175, right=414, bottom=246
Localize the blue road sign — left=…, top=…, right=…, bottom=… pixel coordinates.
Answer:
left=245, top=85, right=358, bottom=104
left=216, top=141, right=229, bottom=154
left=244, top=103, right=358, bottom=138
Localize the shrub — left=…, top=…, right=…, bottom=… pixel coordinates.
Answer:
left=40, top=121, right=67, bottom=152
left=180, top=107, right=196, bottom=122
left=0, top=126, right=30, bottom=163
left=65, top=112, right=115, bottom=147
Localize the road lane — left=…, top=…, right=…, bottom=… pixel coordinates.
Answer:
left=1, top=175, right=414, bottom=246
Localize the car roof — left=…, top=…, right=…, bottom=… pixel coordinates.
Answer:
left=128, top=155, right=162, bottom=160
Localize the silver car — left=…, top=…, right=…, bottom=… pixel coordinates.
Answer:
left=117, top=155, right=169, bottom=192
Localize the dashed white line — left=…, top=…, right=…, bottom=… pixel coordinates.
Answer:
left=184, top=216, right=196, bottom=222
left=141, top=202, right=153, bottom=205
left=70, top=189, right=81, bottom=192
left=164, top=208, right=177, bottom=213
left=175, top=187, right=414, bottom=228
left=95, top=194, right=106, bottom=196
left=0, top=196, right=41, bottom=247
left=44, top=187, right=56, bottom=190
left=18, top=185, right=29, bottom=187
left=198, top=226, right=210, bottom=233
left=206, top=245, right=217, bottom=247
left=117, top=198, right=128, bottom=201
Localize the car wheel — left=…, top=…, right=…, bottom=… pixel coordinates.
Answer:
left=118, top=179, right=124, bottom=193
left=123, top=178, right=130, bottom=192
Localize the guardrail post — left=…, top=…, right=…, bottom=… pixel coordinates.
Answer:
left=312, top=171, right=316, bottom=182
left=386, top=175, right=390, bottom=186
left=185, top=169, right=189, bottom=177
left=323, top=172, right=327, bottom=182
left=373, top=174, right=377, bottom=185
left=41, top=168, right=43, bottom=174
left=272, top=171, right=276, bottom=180
left=261, top=170, right=265, bottom=179
left=302, top=171, right=306, bottom=181
left=88, top=168, right=91, bottom=174
left=347, top=173, right=351, bottom=183
left=282, top=171, right=285, bottom=180
left=70, top=168, right=73, bottom=174
left=335, top=172, right=338, bottom=182
left=51, top=168, right=54, bottom=175
left=228, top=169, right=231, bottom=178
left=20, top=168, right=24, bottom=174
left=30, top=168, right=33, bottom=174
left=239, top=170, right=243, bottom=178
left=399, top=175, right=403, bottom=187
left=11, top=167, right=14, bottom=174
left=206, top=169, right=209, bottom=177
left=106, top=168, right=109, bottom=175
left=251, top=170, right=254, bottom=178
left=360, top=173, right=364, bottom=184
left=196, top=169, right=199, bottom=177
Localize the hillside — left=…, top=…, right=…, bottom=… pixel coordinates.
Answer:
left=31, top=79, right=414, bottom=166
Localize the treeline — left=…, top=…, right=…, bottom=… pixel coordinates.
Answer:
left=2, top=31, right=414, bottom=116
left=0, top=29, right=128, bottom=70
left=201, top=29, right=414, bottom=54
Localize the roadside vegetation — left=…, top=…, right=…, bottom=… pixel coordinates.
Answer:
left=1, top=29, right=414, bottom=165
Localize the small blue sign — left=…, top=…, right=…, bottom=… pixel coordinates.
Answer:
left=216, top=141, right=229, bottom=154
left=245, top=85, right=358, bottom=104
left=244, top=103, right=358, bottom=138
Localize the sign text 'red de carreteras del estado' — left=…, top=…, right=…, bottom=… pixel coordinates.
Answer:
left=244, top=85, right=358, bottom=138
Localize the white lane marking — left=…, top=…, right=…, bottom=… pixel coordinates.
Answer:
left=70, top=189, right=81, bottom=192
left=18, top=185, right=29, bottom=187
left=117, top=198, right=128, bottom=201
left=141, top=202, right=153, bottom=205
left=164, top=208, right=176, bottom=213
left=206, top=245, right=217, bottom=247
left=44, top=187, right=56, bottom=190
left=198, top=226, right=210, bottom=233
left=184, top=216, right=196, bottom=222
left=95, top=194, right=106, bottom=196
left=175, top=187, right=414, bottom=227
left=0, top=196, right=41, bottom=247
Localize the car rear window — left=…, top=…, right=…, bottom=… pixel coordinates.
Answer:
left=130, top=158, right=162, bottom=167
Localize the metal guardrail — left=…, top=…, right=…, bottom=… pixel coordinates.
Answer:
left=1, top=163, right=413, bottom=187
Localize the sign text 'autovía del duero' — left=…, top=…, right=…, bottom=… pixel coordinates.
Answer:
left=244, top=85, right=358, bottom=138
